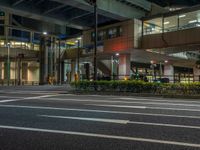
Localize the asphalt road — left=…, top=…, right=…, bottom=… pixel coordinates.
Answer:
left=0, top=86, right=199, bottom=150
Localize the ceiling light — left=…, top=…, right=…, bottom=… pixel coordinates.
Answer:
left=179, top=14, right=186, bottom=18
left=43, top=32, right=47, bottom=35
left=164, top=21, right=170, bottom=25
left=116, top=53, right=119, bottom=56
left=189, top=20, right=197, bottom=23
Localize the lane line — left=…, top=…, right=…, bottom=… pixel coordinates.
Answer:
left=0, top=95, right=58, bottom=103
left=24, top=94, right=59, bottom=100
left=117, top=97, right=200, bottom=104
left=41, top=98, right=200, bottom=108
left=0, top=125, right=199, bottom=148
left=128, top=121, right=200, bottom=130
left=39, top=115, right=129, bottom=124
left=0, top=104, right=200, bottom=120
left=52, top=94, right=200, bottom=104
left=40, top=114, right=200, bottom=129
left=88, top=104, right=200, bottom=112
left=0, top=99, right=21, bottom=103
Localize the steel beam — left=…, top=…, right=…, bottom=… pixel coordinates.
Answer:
left=0, top=4, right=88, bottom=29
left=11, top=0, right=24, bottom=6
left=43, top=4, right=67, bottom=14
left=51, top=0, right=150, bottom=20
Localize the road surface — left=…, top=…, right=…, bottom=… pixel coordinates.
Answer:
left=0, top=86, right=199, bottom=150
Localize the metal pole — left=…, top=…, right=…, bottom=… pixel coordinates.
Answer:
left=58, top=39, right=61, bottom=85
left=111, top=55, right=114, bottom=80
left=93, top=0, right=97, bottom=81
left=159, top=61, right=162, bottom=79
left=77, top=40, right=80, bottom=80
left=7, top=43, right=10, bottom=86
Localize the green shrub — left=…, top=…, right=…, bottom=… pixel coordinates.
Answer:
left=70, top=80, right=200, bottom=95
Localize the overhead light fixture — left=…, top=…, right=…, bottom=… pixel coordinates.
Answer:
left=164, top=60, right=168, bottom=63
left=43, top=32, right=47, bottom=35
left=179, top=14, right=186, bottom=18
left=116, top=53, right=119, bottom=56
left=164, top=21, right=170, bottom=25
left=189, top=20, right=197, bottom=23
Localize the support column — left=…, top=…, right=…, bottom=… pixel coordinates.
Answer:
left=118, top=54, right=130, bottom=80
left=164, top=65, right=174, bottom=83
left=193, top=67, right=200, bottom=82
left=85, top=63, right=90, bottom=80
left=39, top=36, right=48, bottom=85
left=71, top=60, right=76, bottom=81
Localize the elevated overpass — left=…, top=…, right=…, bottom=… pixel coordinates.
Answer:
left=0, top=0, right=151, bottom=29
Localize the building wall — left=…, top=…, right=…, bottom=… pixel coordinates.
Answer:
left=83, top=20, right=136, bottom=53
left=142, top=27, right=200, bottom=49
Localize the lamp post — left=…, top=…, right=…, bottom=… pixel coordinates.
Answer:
left=7, top=42, right=10, bottom=86
left=77, top=39, right=81, bottom=80
left=58, top=38, right=61, bottom=85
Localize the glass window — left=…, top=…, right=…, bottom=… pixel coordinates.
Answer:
left=91, top=32, right=95, bottom=41
left=0, top=26, right=4, bottom=35
left=164, top=16, right=178, bottom=32
left=117, top=26, right=122, bottom=36
left=143, top=18, right=162, bottom=35
left=179, top=10, right=200, bottom=30
left=108, top=27, right=117, bottom=39
left=98, top=30, right=105, bottom=41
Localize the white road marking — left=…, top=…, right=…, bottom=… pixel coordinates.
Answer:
left=128, top=121, right=200, bottom=130
left=88, top=104, right=200, bottom=112
left=0, top=125, right=199, bottom=148
left=0, top=104, right=200, bottom=120
left=40, top=114, right=200, bottom=129
left=40, top=115, right=129, bottom=124
left=0, top=99, right=21, bottom=103
left=0, top=95, right=58, bottom=103
left=86, top=104, right=147, bottom=109
left=41, top=98, right=200, bottom=108
left=117, top=97, right=200, bottom=104
left=24, top=94, right=58, bottom=100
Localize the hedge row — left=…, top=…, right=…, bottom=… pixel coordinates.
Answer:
left=71, top=80, right=200, bottom=95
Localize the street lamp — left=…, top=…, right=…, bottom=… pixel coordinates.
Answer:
left=7, top=42, right=10, bottom=86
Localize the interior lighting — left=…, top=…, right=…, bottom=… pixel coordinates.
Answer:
left=124, top=77, right=128, bottom=81
left=43, top=32, right=47, bottom=35
left=179, top=14, right=186, bottom=18
left=150, top=60, right=155, bottom=64
left=164, top=21, right=170, bottom=25
left=164, top=60, right=168, bottom=63
left=116, top=53, right=119, bottom=56
left=189, top=20, right=197, bottom=23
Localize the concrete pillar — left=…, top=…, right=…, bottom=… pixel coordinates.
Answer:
left=39, top=36, right=48, bottom=84
left=71, top=60, right=76, bottom=81
left=0, top=62, right=3, bottom=79
left=85, top=63, right=90, bottom=80
left=164, top=65, right=174, bottom=82
left=193, top=67, right=200, bottom=82
left=118, top=54, right=130, bottom=79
